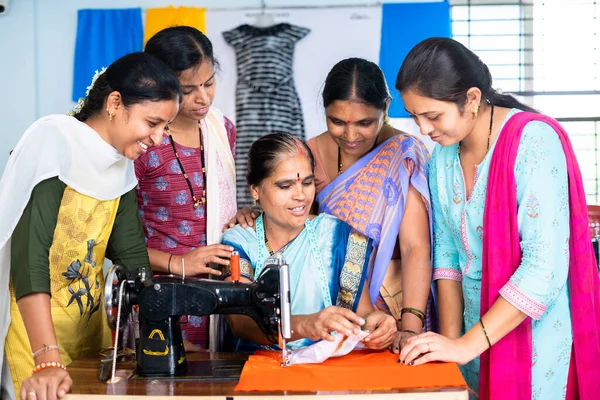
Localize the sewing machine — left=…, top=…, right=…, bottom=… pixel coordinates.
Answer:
left=103, top=254, right=292, bottom=378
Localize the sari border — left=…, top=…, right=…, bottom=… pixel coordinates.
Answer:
left=336, top=229, right=370, bottom=311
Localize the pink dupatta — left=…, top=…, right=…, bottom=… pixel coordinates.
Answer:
left=481, top=112, right=600, bottom=399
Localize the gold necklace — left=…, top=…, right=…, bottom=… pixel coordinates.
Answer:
left=458, top=104, right=495, bottom=156
left=265, top=237, right=275, bottom=255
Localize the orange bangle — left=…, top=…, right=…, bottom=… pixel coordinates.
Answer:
left=32, top=361, right=67, bottom=375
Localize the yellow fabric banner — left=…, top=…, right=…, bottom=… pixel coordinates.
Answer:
left=144, top=6, right=207, bottom=44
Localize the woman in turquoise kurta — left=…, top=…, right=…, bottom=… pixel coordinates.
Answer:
left=221, top=133, right=397, bottom=351
left=395, top=38, right=600, bottom=400
left=428, top=108, right=572, bottom=398
left=223, top=212, right=373, bottom=350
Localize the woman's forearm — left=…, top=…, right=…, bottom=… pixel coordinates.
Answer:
left=17, top=293, right=63, bottom=365
left=400, top=246, right=431, bottom=332
left=356, top=278, right=376, bottom=319
left=398, top=185, right=432, bottom=333
left=459, top=296, right=527, bottom=359
left=226, top=315, right=273, bottom=345
left=437, top=279, right=464, bottom=338
left=227, top=314, right=312, bottom=345
left=147, top=247, right=181, bottom=274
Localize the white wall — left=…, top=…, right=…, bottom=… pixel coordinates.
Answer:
left=0, top=0, right=36, bottom=174
left=0, top=0, right=430, bottom=176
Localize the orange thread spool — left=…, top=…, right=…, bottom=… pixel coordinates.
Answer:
left=231, top=251, right=240, bottom=282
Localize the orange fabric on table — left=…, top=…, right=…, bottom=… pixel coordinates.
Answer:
left=234, top=350, right=467, bottom=392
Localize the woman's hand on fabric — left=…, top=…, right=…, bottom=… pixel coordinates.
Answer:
left=180, top=244, right=234, bottom=276
left=20, top=367, right=72, bottom=400
left=223, top=206, right=260, bottom=231
left=391, top=330, right=418, bottom=354
left=398, top=331, right=478, bottom=366
left=362, top=311, right=397, bottom=350
left=297, top=306, right=365, bottom=341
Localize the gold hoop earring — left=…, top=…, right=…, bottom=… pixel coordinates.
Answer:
left=473, top=104, right=479, bottom=118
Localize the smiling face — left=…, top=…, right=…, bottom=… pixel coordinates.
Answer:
left=250, top=153, right=315, bottom=233
left=401, top=89, right=477, bottom=146
left=109, top=96, right=179, bottom=160
left=177, top=60, right=216, bottom=121
left=325, top=99, right=386, bottom=157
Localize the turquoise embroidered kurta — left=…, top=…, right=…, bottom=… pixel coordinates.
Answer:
left=430, top=109, right=573, bottom=399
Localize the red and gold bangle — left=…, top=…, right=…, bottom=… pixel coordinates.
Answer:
left=32, top=361, right=67, bottom=375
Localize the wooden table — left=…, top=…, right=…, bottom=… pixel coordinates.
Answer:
left=64, top=352, right=468, bottom=399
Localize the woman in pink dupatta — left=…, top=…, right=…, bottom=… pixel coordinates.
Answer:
left=396, top=38, right=600, bottom=400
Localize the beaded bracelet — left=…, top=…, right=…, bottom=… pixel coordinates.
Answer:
left=32, top=361, right=67, bottom=375
left=32, top=344, right=59, bottom=359
left=400, top=307, right=426, bottom=326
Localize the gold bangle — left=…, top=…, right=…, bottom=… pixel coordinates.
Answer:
left=400, top=307, right=426, bottom=325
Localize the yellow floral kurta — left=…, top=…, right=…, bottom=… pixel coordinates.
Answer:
left=6, top=186, right=119, bottom=392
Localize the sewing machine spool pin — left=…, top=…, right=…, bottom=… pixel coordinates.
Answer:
left=275, top=254, right=292, bottom=367
left=231, top=251, right=241, bottom=283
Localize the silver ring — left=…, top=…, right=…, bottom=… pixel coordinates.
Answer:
left=28, top=391, right=36, bottom=398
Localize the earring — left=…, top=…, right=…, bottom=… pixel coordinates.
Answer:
left=253, top=197, right=258, bottom=207
left=107, top=108, right=115, bottom=121
left=473, top=104, right=479, bottom=118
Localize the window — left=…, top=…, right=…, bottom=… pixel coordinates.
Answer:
left=451, top=0, right=600, bottom=204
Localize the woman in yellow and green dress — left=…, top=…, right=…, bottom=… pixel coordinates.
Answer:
left=0, top=52, right=181, bottom=400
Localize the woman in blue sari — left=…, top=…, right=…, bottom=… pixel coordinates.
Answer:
left=222, top=133, right=396, bottom=349
left=310, top=59, right=433, bottom=348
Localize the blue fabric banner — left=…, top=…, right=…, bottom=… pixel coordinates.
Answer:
left=72, top=8, right=143, bottom=101
left=379, top=2, right=451, bottom=118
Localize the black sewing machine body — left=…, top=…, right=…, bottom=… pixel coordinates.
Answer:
left=104, top=261, right=290, bottom=377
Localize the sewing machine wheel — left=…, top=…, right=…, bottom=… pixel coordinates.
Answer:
left=104, top=264, right=131, bottom=330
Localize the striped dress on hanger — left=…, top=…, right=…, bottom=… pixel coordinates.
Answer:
left=223, top=23, right=310, bottom=205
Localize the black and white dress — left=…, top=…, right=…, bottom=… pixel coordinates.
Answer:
left=223, top=23, right=310, bottom=205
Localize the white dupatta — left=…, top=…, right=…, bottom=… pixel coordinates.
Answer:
left=200, top=108, right=238, bottom=351
left=199, top=107, right=237, bottom=245
left=0, top=115, right=136, bottom=398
